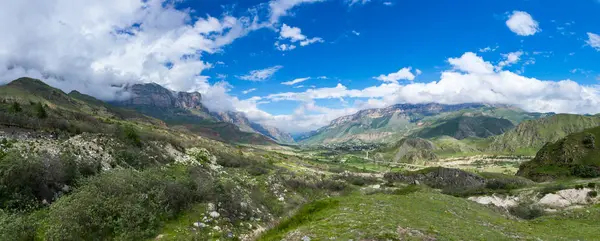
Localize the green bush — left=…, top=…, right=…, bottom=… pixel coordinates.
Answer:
left=259, top=199, right=339, bottom=241
left=0, top=151, right=91, bottom=211
left=588, top=182, right=597, bottom=188
left=485, top=179, right=526, bottom=190
left=392, top=185, right=421, bottom=195
left=0, top=210, right=44, bottom=241
left=283, top=176, right=348, bottom=193
left=539, top=184, right=567, bottom=195
left=316, top=179, right=348, bottom=192
left=588, top=191, right=598, bottom=198
left=583, top=133, right=595, bottom=149
left=509, top=202, right=544, bottom=220
left=43, top=166, right=199, bottom=240
left=215, top=152, right=250, bottom=168
left=113, top=148, right=152, bottom=169
left=248, top=165, right=270, bottom=176
left=327, top=166, right=345, bottom=173
left=117, top=125, right=142, bottom=147
left=571, top=165, right=600, bottom=178
left=441, top=186, right=493, bottom=197
left=35, top=102, right=47, bottom=119
left=337, top=174, right=379, bottom=186
left=9, top=102, right=21, bottom=113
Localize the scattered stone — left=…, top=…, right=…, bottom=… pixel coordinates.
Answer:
left=207, top=203, right=216, bottom=211
left=209, top=211, right=220, bottom=218
left=469, top=194, right=519, bottom=208
left=302, top=235, right=311, bottom=241
left=193, top=222, right=207, bottom=228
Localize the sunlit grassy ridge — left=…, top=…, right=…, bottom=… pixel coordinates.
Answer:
left=260, top=191, right=600, bottom=241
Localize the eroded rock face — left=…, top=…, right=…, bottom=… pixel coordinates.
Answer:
left=115, top=83, right=294, bottom=143
left=122, top=83, right=178, bottom=108
left=538, top=188, right=595, bottom=208
left=213, top=111, right=295, bottom=143
left=121, top=83, right=205, bottom=110
left=176, top=92, right=203, bottom=110
left=385, top=167, right=486, bottom=189
left=469, top=195, right=520, bottom=208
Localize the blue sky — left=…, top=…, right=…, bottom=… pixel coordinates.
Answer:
left=1, top=0, right=599, bottom=133
left=201, top=0, right=600, bottom=130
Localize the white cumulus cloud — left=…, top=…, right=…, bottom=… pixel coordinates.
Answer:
left=242, top=88, right=257, bottom=94
left=238, top=66, right=283, bottom=81
left=269, top=0, right=325, bottom=23
left=496, top=51, right=524, bottom=71
left=506, top=11, right=541, bottom=36
left=0, top=0, right=263, bottom=100
left=245, top=52, right=600, bottom=133
left=448, top=52, right=495, bottom=74
left=374, top=67, right=417, bottom=83
left=282, top=77, right=310, bottom=85
left=347, top=0, right=371, bottom=6
left=586, top=32, right=600, bottom=51
left=276, top=24, right=323, bottom=50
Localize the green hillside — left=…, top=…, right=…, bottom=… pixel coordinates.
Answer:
left=260, top=190, right=600, bottom=240
left=416, top=115, right=514, bottom=140
left=489, top=114, right=600, bottom=155
left=375, top=137, right=438, bottom=163
left=517, top=125, right=600, bottom=181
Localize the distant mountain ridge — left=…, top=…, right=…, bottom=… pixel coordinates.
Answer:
left=298, top=103, right=545, bottom=145
left=113, top=83, right=293, bottom=144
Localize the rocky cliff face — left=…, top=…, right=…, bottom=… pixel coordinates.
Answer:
left=116, top=83, right=294, bottom=144
left=211, top=111, right=255, bottom=133
left=212, top=111, right=294, bottom=143
left=121, top=83, right=206, bottom=111
left=250, top=122, right=295, bottom=144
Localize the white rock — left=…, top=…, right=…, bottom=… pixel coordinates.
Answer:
left=193, top=222, right=206, bottom=228
left=207, top=203, right=216, bottom=211
left=538, top=188, right=592, bottom=208
left=302, top=236, right=311, bottom=241
left=371, top=184, right=381, bottom=189
left=278, top=196, right=285, bottom=202
left=209, top=211, right=220, bottom=218
left=469, top=194, right=519, bottom=208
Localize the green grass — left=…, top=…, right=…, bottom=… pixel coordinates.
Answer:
left=153, top=203, right=209, bottom=240
left=259, top=199, right=340, bottom=241
left=259, top=191, right=600, bottom=240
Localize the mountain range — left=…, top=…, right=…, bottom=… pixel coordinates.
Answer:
left=110, top=82, right=294, bottom=144
left=296, top=103, right=550, bottom=145
left=0, top=78, right=292, bottom=145
left=4, top=77, right=600, bottom=160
